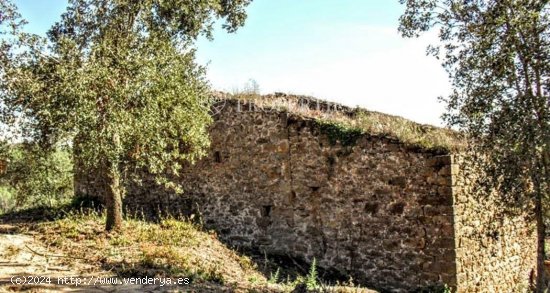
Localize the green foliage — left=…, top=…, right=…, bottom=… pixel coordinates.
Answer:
left=317, top=120, right=363, bottom=147
left=0, top=144, right=73, bottom=213
left=0, top=186, right=15, bottom=214
left=0, top=0, right=252, bottom=230
left=0, top=141, right=8, bottom=160
left=399, top=0, right=549, bottom=199
left=400, top=0, right=549, bottom=290
left=306, top=258, right=319, bottom=291
left=268, top=267, right=280, bottom=284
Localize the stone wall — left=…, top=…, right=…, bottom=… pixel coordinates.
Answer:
left=451, top=155, right=537, bottom=292
left=75, top=98, right=537, bottom=292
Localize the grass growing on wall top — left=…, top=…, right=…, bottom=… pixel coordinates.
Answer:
left=218, top=92, right=464, bottom=152
left=352, top=110, right=461, bottom=152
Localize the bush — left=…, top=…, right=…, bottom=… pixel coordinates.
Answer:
left=0, top=144, right=73, bottom=213
left=0, top=185, right=16, bottom=212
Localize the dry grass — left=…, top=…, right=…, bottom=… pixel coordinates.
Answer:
left=24, top=211, right=269, bottom=290
left=1, top=243, right=21, bottom=258
left=352, top=110, right=462, bottom=151
left=218, top=92, right=464, bottom=152
left=19, top=210, right=375, bottom=292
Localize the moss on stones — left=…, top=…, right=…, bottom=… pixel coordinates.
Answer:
left=316, top=120, right=363, bottom=147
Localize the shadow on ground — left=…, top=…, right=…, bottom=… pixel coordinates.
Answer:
left=0, top=202, right=376, bottom=293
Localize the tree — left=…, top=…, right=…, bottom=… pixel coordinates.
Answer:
left=0, top=0, right=251, bottom=231
left=399, top=0, right=549, bottom=291
left=0, top=144, right=73, bottom=213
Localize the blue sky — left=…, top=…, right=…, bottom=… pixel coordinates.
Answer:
left=14, top=0, right=449, bottom=126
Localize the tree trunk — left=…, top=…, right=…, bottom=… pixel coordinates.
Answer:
left=104, top=163, right=123, bottom=232
left=535, top=191, right=546, bottom=292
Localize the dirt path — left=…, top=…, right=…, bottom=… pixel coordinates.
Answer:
left=0, top=225, right=224, bottom=292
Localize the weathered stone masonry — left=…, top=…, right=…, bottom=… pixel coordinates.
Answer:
left=76, top=98, right=537, bottom=292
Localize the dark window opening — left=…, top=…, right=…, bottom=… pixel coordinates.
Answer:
left=364, top=202, right=379, bottom=215
left=262, top=205, right=272, bottom=217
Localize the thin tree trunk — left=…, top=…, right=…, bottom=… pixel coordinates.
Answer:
left=104, top=163, right=122, bottom=232
left=535, top=190, right=546, bottom=292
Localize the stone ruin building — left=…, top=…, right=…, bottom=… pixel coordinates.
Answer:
left=76, top=94, right=537, bottom=292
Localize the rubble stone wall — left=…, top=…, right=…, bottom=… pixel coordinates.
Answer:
left=75, top=99, right=537, bottom=292
left=451, top=155, right=537, bottom=292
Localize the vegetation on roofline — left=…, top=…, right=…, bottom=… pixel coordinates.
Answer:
left=224, top=91, right=464, bottom=152
left=316, top=120, right=363, bottom=147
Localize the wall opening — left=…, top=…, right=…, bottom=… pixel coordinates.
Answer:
left=262, top=205, right=272, bottom=217
left=214, top=151, right=222, bottom=163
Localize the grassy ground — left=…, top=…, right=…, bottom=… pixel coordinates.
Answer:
left=1, top=207, right=375, bottom=293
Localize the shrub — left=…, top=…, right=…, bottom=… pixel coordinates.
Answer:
left=0, top=144, right=73, bottom=213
